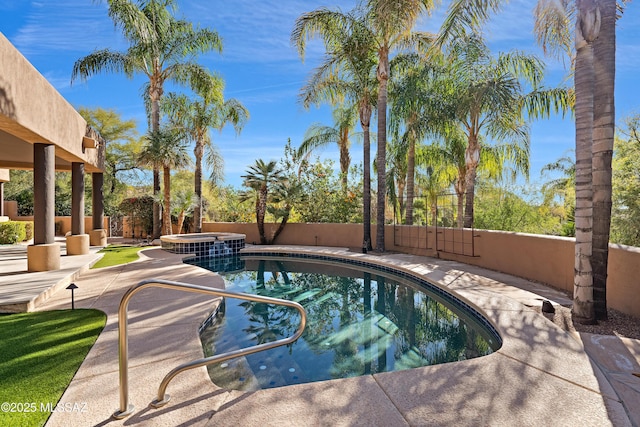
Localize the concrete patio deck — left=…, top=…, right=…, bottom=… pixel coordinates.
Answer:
left=1, top=243, right=639, bottom=426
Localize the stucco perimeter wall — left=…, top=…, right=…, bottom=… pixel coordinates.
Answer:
left=203, top=222, right=366, bottom=247
left=11, top=215, right=109, bottom=236
left=204, top=222, right=640, bottom=317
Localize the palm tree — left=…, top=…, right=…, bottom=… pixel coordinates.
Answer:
left=292, top=5, right=378, bottom=251
left=268, top=180, right=307, bottom=244
left=241, top=160, right=286, bottom=245
left=440, top=35, right=570, bottom=228
left=298, top=106, right=359, bottom=191
left=140, top=127, right=192, bottom=236
left=71, top=0, right=223, bottom=239
left=171, top=189, right=198, bottom=234
left=534, top=0, right=619, bottom=322
left=164, top=85, right=249, bottom=233
left=364, top=0, right=437, bottom=251
left=293, top=0, right=435, bottom=251
left=389, top=54, right=444, bottom=225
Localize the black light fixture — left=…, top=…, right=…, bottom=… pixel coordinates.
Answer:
left=66, top=283, right=78, bottom=310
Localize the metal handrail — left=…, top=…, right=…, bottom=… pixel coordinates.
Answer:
left=112, top=278, right=307, bottom=420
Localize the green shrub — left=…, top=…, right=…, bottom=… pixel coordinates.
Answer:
left=24, top=221, right=34, bottom=241
left=0, top=221, right=27, bottom=244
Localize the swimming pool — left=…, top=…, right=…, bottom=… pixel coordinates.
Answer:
left=188, top=253, right=501, bottom=391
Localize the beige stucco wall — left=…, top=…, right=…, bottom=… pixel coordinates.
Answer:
left=10, top=215, right=108, bottom=236
left=203, top=222, right=640, bottom=318
left=0, top=169, right=9, bottom=182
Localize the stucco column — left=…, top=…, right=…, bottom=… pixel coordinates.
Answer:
left=28, top=143, right=60, bottom=271
left=67, top=162, right=89, bottom=255
left=71, top=162, right=84, bottom=235
left=33, top=144, right=55, bottom=244
left=90, top=172, right=107, bottom=246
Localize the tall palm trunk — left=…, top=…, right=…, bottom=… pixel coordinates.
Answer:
left=194, top=141, right=204, bottom=233
left=463, top=136, right=480, bottom=228
left=339, top=130, right=351, bottom=192
left=151, top=78, right=163, bottom=239
left=397, top=176, right=406, bottom=222
left=406, top=134, right=416, bottom=225
left=455, top=170, right=466, bottom=228
left=573, top=0, right=600, bottom=324
left=376, top=48, right=390, bottom=252
left=591, top=0, right=615, bottom=321
left=360, top=103, right=373, bottom=251
left=163, top=165, right=172, bottom=236
left=257, top=185, right=268, bottom=244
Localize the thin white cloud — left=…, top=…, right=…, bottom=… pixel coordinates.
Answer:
left=12, top=0, right=126, bottom=56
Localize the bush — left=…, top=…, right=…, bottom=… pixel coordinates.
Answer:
left=119, top=196, right=154, bottom=237
left=24, top=221, right=34, bottom=241
left=0, top=221, right=27, bottom=244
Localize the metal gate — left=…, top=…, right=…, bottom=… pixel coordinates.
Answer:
left=392, top=193, right=477, bottom=257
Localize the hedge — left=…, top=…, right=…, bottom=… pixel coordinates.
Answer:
left=0, top=221, right=33, bottom=244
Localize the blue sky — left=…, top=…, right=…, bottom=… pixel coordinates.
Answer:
left=1, top=1, right=639, bottom=189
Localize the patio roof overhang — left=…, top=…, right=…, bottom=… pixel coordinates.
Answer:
left=0, top=32, right=105, bottom=172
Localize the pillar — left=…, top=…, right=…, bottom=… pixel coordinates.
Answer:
left=28, top=143, right=59, bottom=271
left=66, top=162, right=89, bottom=255
left=90, top=172, right=107, bottom=246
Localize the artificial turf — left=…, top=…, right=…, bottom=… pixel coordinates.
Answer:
left=0, top=309, right=106, bottom=427
left=91, top=244, right=145, bottom=269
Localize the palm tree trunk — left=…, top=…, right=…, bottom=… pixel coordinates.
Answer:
left=151, top=87, right=162, bottom=239
left=271, top=213, right=289, bottom=244
left=455, top=172, right=466, bottom=228
left=456, top=192, right=464, bottom=228
left=360, top=104, right=373, bottom=251
left=406, top=136, right=416, bottom=225
left=430, top=202, right=437, bottom=226
left=177, top=210, right=186, bottom=234
left=194, top=142, right=204, bottom=233
left=591, top=0, right=615, bottom=321
left=257, top=187, right=267, bottom=245
left=163, top=165, right=172, bottom=236
left=573, top=0, right=599, bottom=324
left=463, top=138, right=480, bottom=229
left=153, top=167, right=161, bottom=238
left=376, top=48, right=390, bottom=252
left=339, top=130, right=350, bottom=192
left=397, top=178, right=406, bottom=223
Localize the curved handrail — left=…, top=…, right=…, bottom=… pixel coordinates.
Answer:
left=112, top=278, right=307, bottom=419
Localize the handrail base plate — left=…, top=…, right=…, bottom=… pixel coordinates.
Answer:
left=112, top=404, right=135, bottom=420
left=151, top=395, right=171, bottom=408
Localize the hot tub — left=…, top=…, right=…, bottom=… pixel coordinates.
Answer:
left=161, top=233, right=245, bottom=257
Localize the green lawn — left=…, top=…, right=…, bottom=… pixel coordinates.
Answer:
left=0, top=309, right=106, bottom=427
left=91, top=244, right=146, bottom=269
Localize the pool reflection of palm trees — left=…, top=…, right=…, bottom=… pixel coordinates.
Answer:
left=199, top=259, right=495, bottom=390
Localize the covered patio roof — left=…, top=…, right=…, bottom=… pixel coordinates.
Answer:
left=0, top=32, right=104, bottom=172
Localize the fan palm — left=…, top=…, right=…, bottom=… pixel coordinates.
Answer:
left=71, top=0, right=223, bottom=238
left=164, top=85, right=249, bottom=233
left=140, top=127, right=192, bottom=236
left=241, top=160, right=286, bottom=245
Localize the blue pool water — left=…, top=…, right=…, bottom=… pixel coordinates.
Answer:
left=188, top=254, right=501, bottom=391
